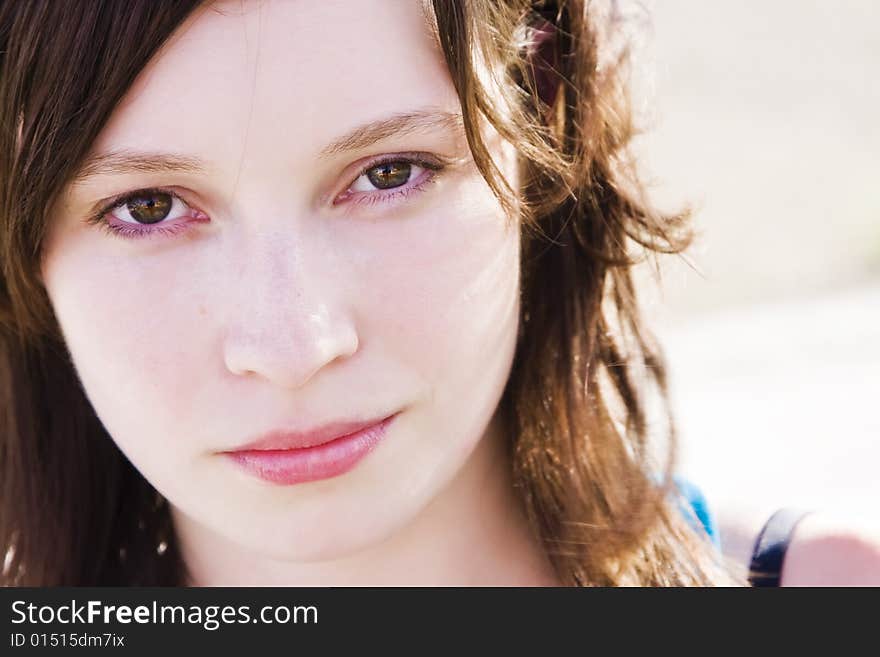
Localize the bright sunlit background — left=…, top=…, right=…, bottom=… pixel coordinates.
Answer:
left=630, top=0, right=878, bottom=548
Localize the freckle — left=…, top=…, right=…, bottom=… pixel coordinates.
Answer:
left=198, top=305, right=207, bottom=317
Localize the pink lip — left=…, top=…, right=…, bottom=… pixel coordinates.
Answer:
left=223, top=413, right=398, bottom=485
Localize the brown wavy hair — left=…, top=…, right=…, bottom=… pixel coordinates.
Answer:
left=0, top=0, right=736, bottom=585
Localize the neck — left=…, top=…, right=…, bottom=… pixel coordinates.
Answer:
left=171, top=413, right=560, bottom=586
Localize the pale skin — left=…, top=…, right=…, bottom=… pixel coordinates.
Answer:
left=37, top=0, right=879, bottom=586
left=41, top=0, right=558, bottom=586
left=716, top=507, right=880, bottom=586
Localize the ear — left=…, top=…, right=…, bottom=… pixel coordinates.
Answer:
left=526, top=17, right=561, bottom=111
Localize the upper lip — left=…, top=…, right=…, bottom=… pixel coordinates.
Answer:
left=226, top=413, right=396, bottom=452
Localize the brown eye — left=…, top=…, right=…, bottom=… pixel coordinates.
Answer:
left=125, top=192, right=173, bottom=224
left=366, top=162, right=411, bottom=189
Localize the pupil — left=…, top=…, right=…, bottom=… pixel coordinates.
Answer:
left=367, top=162, right=411, bottom=189
left=127, top=193, right=172, bottom=224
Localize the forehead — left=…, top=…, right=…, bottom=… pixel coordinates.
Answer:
left=92, top=0, right=458, bottom=164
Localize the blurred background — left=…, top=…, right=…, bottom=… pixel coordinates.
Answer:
left=629, top=0, right=878, bottom=550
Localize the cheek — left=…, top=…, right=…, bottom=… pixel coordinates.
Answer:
left=330, top=180, right=521, bottom=533
left=40, top=235, right=211, bottom=451
left=353, top=177, right=521, bottom=398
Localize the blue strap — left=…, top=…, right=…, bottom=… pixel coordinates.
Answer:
left=748, top=508, right=812, bottom=587
left=672, top=476, right=721, bottom=550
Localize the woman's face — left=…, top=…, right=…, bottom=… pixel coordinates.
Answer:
left=40, top=0, right=521, bottom=562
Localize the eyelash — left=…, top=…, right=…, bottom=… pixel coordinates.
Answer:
left=86, top=154, right=446, bottom=241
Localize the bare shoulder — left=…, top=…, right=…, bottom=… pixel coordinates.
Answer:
left=712, top=503, right=880, bottom=586
left=781, top=512, right=880, bottom=586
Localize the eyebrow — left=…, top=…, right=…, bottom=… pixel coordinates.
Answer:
left=70, top=151, right=206, bottom=185
left=319, top=109, right=465, bottom=156
left=70, top=109, right=465, bottom=185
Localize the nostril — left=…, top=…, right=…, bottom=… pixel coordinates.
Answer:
left=222, top=314, right=360, bottom=391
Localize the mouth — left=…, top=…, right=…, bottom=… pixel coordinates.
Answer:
left=222, top=413, right=399, bottom=485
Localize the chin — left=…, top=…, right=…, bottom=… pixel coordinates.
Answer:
left=216, top=496, right=419, bottom=564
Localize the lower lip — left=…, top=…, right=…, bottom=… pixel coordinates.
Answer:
left=224, top=414, right=397, bottom=485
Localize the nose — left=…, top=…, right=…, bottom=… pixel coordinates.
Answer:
left=221, top=230, right=359, bottom=390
